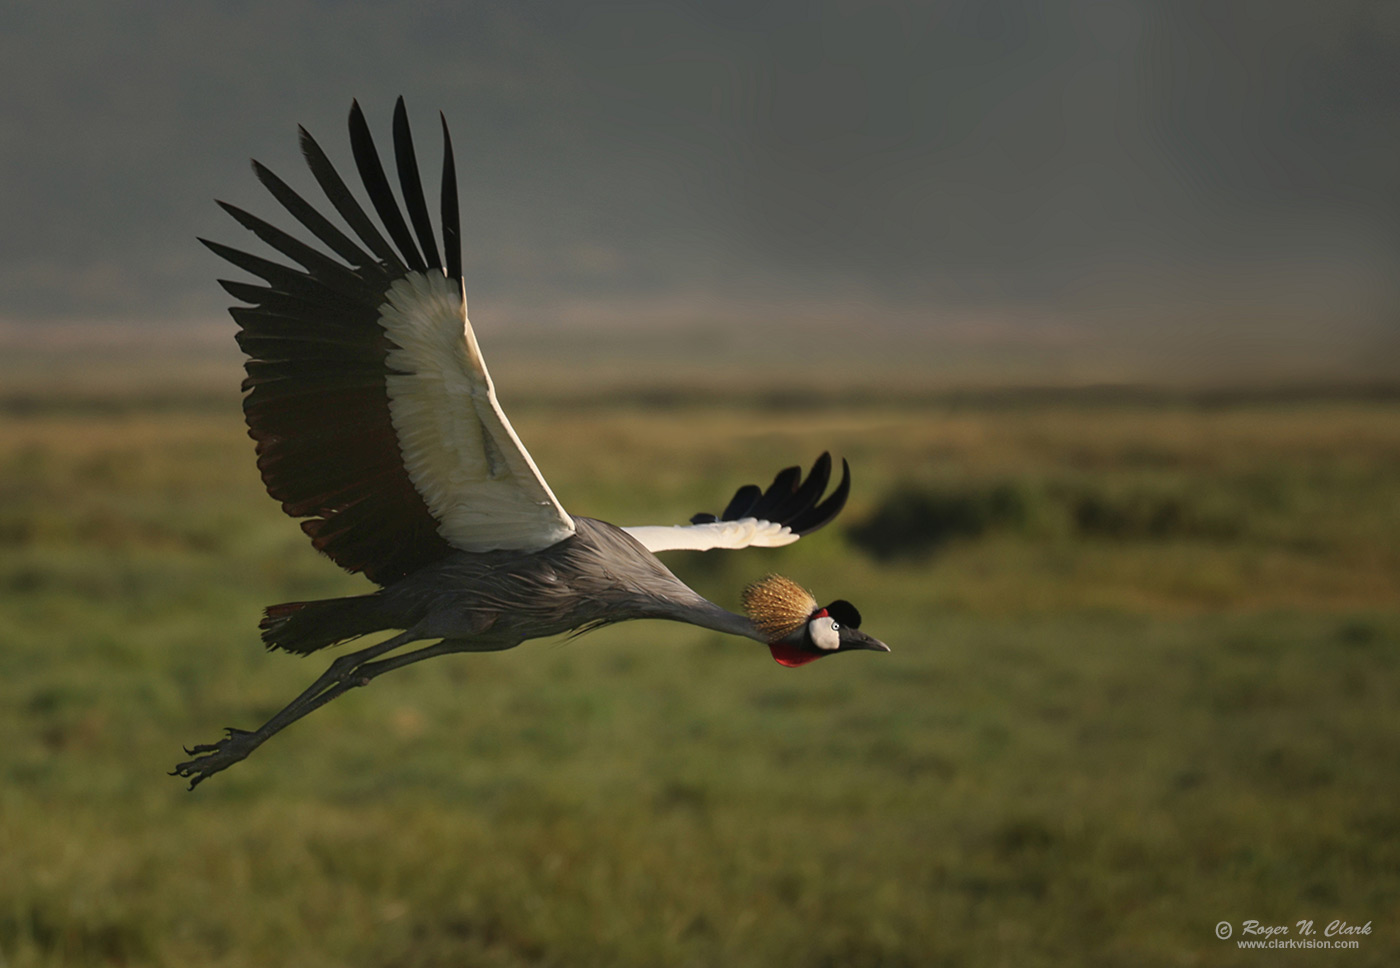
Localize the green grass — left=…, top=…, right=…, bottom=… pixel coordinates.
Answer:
left=1, top=393, right=1397, bottom=965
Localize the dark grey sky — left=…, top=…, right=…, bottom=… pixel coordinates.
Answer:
left=1, top=0, right=1397, bottom=378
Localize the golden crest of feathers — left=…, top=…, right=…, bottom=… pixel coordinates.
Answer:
left=742, top=574, right=818, bottom=641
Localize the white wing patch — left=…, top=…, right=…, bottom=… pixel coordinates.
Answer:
left=379, top=271, right=576, bottom=552
left=623, top=518, right=800, bottom=553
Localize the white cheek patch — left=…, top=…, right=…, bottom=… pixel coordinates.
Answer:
left=809, top=616, right=841, bottom=651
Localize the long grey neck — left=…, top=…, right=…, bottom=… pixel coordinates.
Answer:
left=651, top=595, right=768, bottom=644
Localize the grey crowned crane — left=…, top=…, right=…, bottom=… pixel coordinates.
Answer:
left=172, top=99, right=888, bottom=789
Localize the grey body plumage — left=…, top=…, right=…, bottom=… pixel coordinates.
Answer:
left=172, top=100, right=885, bottom=789
left=291, top=517, right=756, bottom=650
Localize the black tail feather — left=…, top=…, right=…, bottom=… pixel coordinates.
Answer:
left=260, top=594, right=389, bottom=655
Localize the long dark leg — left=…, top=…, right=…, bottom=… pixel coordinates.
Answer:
left=172, top=629, right=423, bottom=789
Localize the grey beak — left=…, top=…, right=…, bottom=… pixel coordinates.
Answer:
left=846, top=629, right=891, bottom=653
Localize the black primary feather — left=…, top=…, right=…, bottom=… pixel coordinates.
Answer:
left=216, top=201, right=368, bottom=288
left=439, top=113, right=462, bottom=283
left=300, top=124, right=405, bottom=272
left=695, top=453, right=851, bottom=537
left=252, top=160, right=375, bottom=268
left=748, top=465, right=803, bottom=522
left=209, top=100, right=468, bottom=585
left=348, top=99, right=426, bottom=272
left=716, top=484, right=762, bottom=522
left=787, top=459, right=850, bottom=534
left=392, top=97, right=443, bottom=270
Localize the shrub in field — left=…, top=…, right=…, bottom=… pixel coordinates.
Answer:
left=1064, top=485, right=1242, bottom=541
left=849, top=477, right=1245, bottom=563
left=847, top=482, right=1030, bottom=561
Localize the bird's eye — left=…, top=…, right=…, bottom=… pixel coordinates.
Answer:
left=832, top=622, right=840, bottom=630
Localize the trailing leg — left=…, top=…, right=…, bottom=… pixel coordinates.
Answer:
left=171, top=629, right=419, bottom=789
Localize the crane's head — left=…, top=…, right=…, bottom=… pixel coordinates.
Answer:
left=742, top=574, right=889, bottom=667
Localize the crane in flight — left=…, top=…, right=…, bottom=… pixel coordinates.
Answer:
left=173, top=99, right=887, bottom=789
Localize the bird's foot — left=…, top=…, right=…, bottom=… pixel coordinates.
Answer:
left=170, top=727, right=261, bottom=790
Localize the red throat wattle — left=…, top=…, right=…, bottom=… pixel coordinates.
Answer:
left=768, top=641, right=822, bottom=667
left=768, top=607, right=828, bottom=666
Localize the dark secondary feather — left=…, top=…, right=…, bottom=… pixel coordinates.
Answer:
left=207, top=97, right=464, bottom=586
left=690, top=452, right=851, bottom=537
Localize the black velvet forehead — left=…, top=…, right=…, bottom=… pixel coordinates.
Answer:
left=824, top=599, right=862, bottom=629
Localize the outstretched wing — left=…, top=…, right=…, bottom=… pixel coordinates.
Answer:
left=624, top=453, right=850, bottom=553
left=206, top=98, right=575, bottom=586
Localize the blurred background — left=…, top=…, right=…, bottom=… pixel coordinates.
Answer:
left=1, top=1, right=1397, bottom=965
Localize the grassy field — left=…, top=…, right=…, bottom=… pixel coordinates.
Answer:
left=1, top=384, right=1398, bottom=966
